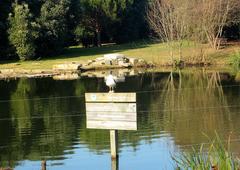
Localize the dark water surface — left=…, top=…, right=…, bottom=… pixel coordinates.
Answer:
left=0, top=69, right=240, bottom=170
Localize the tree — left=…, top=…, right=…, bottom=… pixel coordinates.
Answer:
left=147, top=0, right=240, bottom=54
left=66, top=0, right=82, bottom=46
left=198, top=0, right=240, bottom=49
left=80, top=0, right=118, bottom=47
left=114, top=0, right=150, bottom=43
left=8, top=3, right=38, bottom=60
left=74, top=25, right=95, bottom=47
left=0, top=1, right=13, bottom=60
left=147, top=0, right=190, bottom=63
left=37, top=0, right=70, bottom=56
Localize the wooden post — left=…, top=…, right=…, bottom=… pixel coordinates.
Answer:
left=41, top=160, right=46, bottom=170
left=110, top=130, right=118, bottom=159
left=111, top=155, right=119, bottom=170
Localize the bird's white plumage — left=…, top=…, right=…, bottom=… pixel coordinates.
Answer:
left=105, top=75, right=116, bottom=92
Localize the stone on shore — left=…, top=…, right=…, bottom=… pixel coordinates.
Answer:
left=53, top=63, right=82, bottom=71
left=53, top=73, right=80, bottom=80
left=52, top=53, right=153, bottom=72
left=84, top=53, right=152, bottom=70
left=104, top=53, right=124, bottom=60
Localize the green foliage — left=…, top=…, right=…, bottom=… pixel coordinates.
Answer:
left=74, top=25, right=95, bottom=46
left=174, top=133, right=240, bottom=170
left=65, top=0, right=82, bottom=45
left=0, top=0, right=150, bottom=61
left=37, top=0, right=70, bottom=56
left=0, top=1, right=14, bottom=59
left=8, top=3, right=38, bottom=60
left=229, top=51, right=240, bottom=69
left=79, top=0, right=121, bottom=46
left=0, top=0, right=239, bottom=61
left=115, top=0, right=149, bottom=43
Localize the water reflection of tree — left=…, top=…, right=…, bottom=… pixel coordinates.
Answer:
left=0, top=78, right=86, bottom=167
left=156, top=70, right=240, bottom=147
left=0, top=72, right=239, bottom=168
left=0, top=76, right=134, bottom=167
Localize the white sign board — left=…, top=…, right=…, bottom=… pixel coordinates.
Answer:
left=85, top=93, right=137, bottom=130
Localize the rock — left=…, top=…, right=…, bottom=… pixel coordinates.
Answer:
left=111, top=59, right=118, bottom=65
left=105, top=60, right=112, bottom=65
left=87, top=60, right=94, bottom=65
left=72, top=53, right=153, bottom=71
left=53, top=63, right=82, bottom=71
left=104, top=53, right=125, bottom=60
left=118, top=60, right=125, bottom=66
left=96, top=57, right=104, bottom=61
left=53, top=73, right=80, bottom=80
left=129, top=58, right=138, bottom=65
left=118, top=61, right=131, bottom=68
left=123, top=57, right=129, bottom=63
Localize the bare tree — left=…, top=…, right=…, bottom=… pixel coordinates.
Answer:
left=173, top=0, right=190, bottom=60
left=147, top=0, right=190, bottom=63
left=200, top=0, right=239, bottom=49
left=147, top=0, right=240, bottom=54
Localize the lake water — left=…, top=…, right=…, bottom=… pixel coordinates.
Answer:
left=0, top=69, right=240, bottom=170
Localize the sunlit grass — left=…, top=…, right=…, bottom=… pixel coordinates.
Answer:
left=0, top=40, right=239, bottom=70
left=229, top=51, right=240, bottom=70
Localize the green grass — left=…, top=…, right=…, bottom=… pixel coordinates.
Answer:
left=229, top=51, right=240, bottom=69
left=0, top=40, right=239, bottom=70
left=174, top=133, right=240, bottom=170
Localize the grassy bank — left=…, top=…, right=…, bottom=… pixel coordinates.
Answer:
left=0, top=40, right=240, bottom=70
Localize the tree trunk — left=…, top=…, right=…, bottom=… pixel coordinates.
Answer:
left=96, top=30, right=101, bottom=47
left=178, top=42, right=182, bottom=61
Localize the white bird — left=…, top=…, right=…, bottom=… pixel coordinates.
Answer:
left=105, top=75, right=116, bottom=92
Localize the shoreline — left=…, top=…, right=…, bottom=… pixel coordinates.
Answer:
left=0, top=40, right=239, bottom=79
left=0, top=63, right=236, bottom=80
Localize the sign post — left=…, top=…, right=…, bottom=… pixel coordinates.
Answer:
left=85, top=92, right=137, bottom=160
left=110, top=130, right=118, bottom=159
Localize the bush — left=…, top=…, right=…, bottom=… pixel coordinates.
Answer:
left=8, top=3, right=38, bottom=60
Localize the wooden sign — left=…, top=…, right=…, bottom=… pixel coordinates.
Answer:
left=85, top=93, right=137, bottom=131
left=85, top=93, right=136, bottom=102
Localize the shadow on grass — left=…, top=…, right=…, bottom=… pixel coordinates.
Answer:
left=0, top=40, right=155, bottom=64
left=41, top=40, right=155, bottom=61
left=0, top=59, right=20, bottom=65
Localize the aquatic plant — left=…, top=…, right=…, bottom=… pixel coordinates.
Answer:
left=174, top=134, right=240, bottom=170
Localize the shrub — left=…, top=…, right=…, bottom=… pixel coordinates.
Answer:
left=8, top=3, right=38, bottom=60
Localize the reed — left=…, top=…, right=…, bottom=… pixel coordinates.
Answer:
left=174, top=134, right=240, bottom=170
